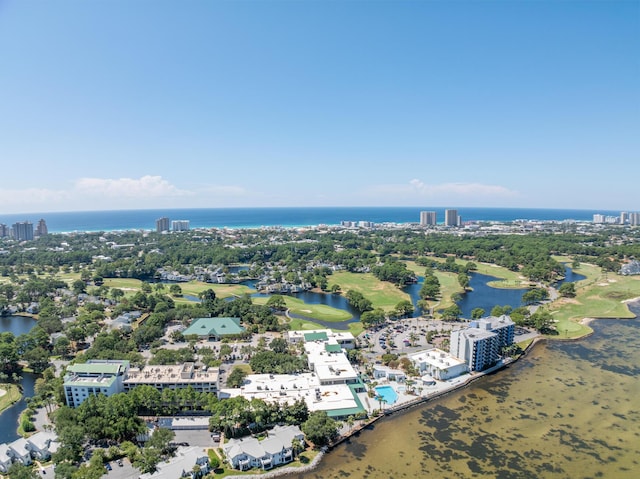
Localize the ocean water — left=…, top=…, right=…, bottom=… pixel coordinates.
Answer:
left=0, top=207, right=625, bottom=233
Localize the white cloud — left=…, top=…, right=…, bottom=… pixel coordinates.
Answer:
left=0, top=176, right=273, bottom=213
left=199, top=185, right=249, bottom=197
left=362, top=179, right=518, bottom=203
left=74, top=175, right=191, bottom=198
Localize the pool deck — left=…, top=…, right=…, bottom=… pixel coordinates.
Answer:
left=358, top=358, right=514, bottom=416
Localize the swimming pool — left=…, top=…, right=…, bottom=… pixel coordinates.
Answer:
left=375, top=385, right=398, bottom=405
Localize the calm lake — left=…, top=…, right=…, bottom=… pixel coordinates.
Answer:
left=291, top=303, right=640, bottom=479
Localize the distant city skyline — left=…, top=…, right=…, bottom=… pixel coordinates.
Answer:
left=0, top=1, right=638, bottom=214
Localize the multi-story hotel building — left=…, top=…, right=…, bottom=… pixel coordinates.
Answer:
left=35, top=219, right=48, bottom=237
left=449, top=316, right=515, bottom=372
left=171, top=220, right=190, bottom=232
left=123, top=362, right=219, bottom=394
left=419, top=211, right=437, bottom=226
left=444, top=209, right=459, bottom=227
left=156, top=217, right=170, bottom=233
left=11, top=221, right=34, bottom=241
left=64, top=360, right=218, bottom=407
left=63, top=360, right=130, bottom=408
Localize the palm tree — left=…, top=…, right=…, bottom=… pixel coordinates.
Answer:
left=346, top=415, right=355, bottom=432
left=291, top=437, right=303, bottom=458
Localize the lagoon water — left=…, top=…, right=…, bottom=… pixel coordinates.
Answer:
left=292, top=305, right=640, bottom=479
left=0, top=316, right=38, bottom=444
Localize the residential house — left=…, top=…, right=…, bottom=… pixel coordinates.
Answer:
left=25, top=431, right=58, bottom=461
left=0, top=444, right=12, bottom=474
left=138, top=446, right=210, bottom=479
left=8, top=438, right=31, bottom=466
left=223, top=425, right=305, bottom=471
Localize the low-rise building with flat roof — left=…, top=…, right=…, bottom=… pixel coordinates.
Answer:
left=124, top=362, right=219, bottom=394
left=222, top=372, right=365, bottom=420
left=409, top=348, right=468, bottom=380
left=287, top=329, right=355, bottom=349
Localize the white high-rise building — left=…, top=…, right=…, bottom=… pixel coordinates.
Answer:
left=420, top=211, right=437, bottom=226
left=171, top=220, right=190, bottom=232
left=444, top=209, right=459, bottom=227
left=620, top=212, right=629, bottom=224
left=449, top=316, right=515, bottom=372
left=156, top=217, right=170, bottom=233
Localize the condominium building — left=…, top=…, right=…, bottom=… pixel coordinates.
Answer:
left=419, top=211, right=437, bottom=226
left=629, top=212, right=640, bottom=226
left=593, top=214, right=605, bottom=224
left=171, top=220, right=190, bottom=232
left=620, top=212, right=629, bottom=225
left=450, top=328, right=499, bottom=372
left=0, top=224, right=7, bottom=238
left=474, top=315, right=515, bottom=348
left=156, top=217, right=170, bottom=233
left=63, top=360, right=130, bottom=407
left=444, top=209, right=460, bottom=227
left=449, top=316, right=515, bottom=372
left=123, top=362, right=219, bottom=394
left=11, top=221, right=34, bottom=241
left=35, top=219, right=48, bottom=237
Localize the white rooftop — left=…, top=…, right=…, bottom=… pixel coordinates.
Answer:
left=224, top=373, right=360, bottom=414
left=124, top=363, right=219, bottom=385
left=410, top=348, right=467, bottom=370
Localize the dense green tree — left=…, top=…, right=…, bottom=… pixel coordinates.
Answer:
left=360, top=308, right=386, bottom=328
left=269, top=337, right=289, bottom=354
left=441, top=305, right=462, bottom=321
left=7, top=462, right=39, bottom=479
left=302, top=411, right=338, bottom=447
left=265, top=294, right=287, bottom=311
left=345, top=290, right=373, bottom=313
left=457, top=272, right=470, bottom=290
left=471, top=308, right=485, bottom=320
left=558, top=282, right=576, bottom=298
left=393, top=300, right=414, bottom=318
left=226, top=367, right=248, bottom=388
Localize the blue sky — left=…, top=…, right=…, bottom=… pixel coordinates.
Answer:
left=0, top=0, right=638, bottom=214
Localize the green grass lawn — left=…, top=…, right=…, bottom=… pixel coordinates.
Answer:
left=102, top=278, right=255, bottom=302
left=253, top=295, right=352, bottom=322
left=431, top=271, right=464, bottom=313
left=545, top=262, right=640, bottom=338
left=405, top=259, right=529, bottom=289
left=327, top=271, right=410, bottom=311
left=103, top=277, right=144, bottom=291
left=0, top=383, right=21, bottom=413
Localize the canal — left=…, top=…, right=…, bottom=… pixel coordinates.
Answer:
left=0, top=315, right=38, bottom=444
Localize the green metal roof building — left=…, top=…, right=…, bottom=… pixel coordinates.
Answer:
left=182, top=317, right=245, bottom=340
